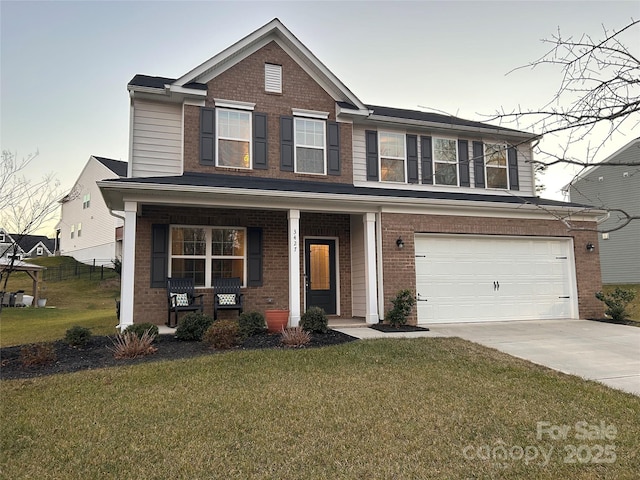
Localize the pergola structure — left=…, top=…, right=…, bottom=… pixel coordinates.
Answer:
left=0, top=259, right=46, bottom=305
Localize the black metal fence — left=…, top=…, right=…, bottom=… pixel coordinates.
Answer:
left=42, top=261, right=118, bottom=282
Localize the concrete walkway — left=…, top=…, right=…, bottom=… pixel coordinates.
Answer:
left=336, top=319, right=640, bottom=396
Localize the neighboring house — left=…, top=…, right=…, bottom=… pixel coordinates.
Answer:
left=569, top=137, right=640, bottom=284
left=0, top=229, right=55, bottom=260
left=99, top=19, right=604, bottom=329
left=58, top=156, right=127, bottom=266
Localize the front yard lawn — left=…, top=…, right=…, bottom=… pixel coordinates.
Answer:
left=2, top=338, right=638, bottom=479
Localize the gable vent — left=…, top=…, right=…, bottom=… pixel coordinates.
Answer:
left=265, top=63, right=282, bottom=93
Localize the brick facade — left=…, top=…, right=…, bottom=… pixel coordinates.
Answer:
left=380, top=213, right=603, bottom=324
left=183, top=41, right=353, bottom=184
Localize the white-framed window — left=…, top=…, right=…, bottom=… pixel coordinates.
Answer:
left=485, top=143, right=509, bottom=189
left=216, top=108, right=252, bottom=169
left=379, top=132, right=406, bottom=183
left=265, top=63, right=282, bottom=93
left=170, top=226, right=246, bottom=287
left=0, top=232, right=5, bottom=243
left=433, top=137, right=459, bottom=186
left=295, top=117, right=326, bottom=174
left=82, top=193, right=91, bottom=209
left=36, top=246, right=44, bottom=256
left=70, top=225, right=75, bottom=239
left=77, top=223, right=82, bottom=238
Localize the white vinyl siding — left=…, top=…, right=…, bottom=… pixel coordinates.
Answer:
left=353, top=126, right=535, bottom=196
left=131, top=99, right=182, bottom=177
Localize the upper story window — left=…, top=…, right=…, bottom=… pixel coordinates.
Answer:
left=216, top=109, right=252, bottom=169
left=265, top=63, right=282, bottom=93
left=170, top=226, right=246, bottom=287
left=77, top=223, right=82, bottom=238
left=433, top=138, right=459, bottom=186
left=379, top=132, right=406, bottom=183
left=70, top=225, right=75, bottom=239
left=36, top=246, right=44, bottom=256
left=0, top=232, right=5, bottom=243
left=295, top=118, right=326, bottom=174
left=485, top=143, right=509, bottom=189
left=82, top=193, right=91, bottom=209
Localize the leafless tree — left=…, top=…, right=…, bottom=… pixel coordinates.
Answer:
left=488, top=19, right=640, bottom=233
left=0, top=150, right=62, bottom=297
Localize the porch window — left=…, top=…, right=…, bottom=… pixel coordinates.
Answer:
left=433, top=137, right=458, bottom=186
left=217, top=109, right=251, bottom=169
left=295, top=118, right=326, bottom=174
left=170, top=226, right=246, bottom=287
left=379, top=132, right=405, bottom=182
left=485, top=143, right=509, bottom=189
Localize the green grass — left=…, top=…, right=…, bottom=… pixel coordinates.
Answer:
left=602, top=284, right=640, bottom=322
left=0, top=256, right=120, bottom=346
left=2, top=338, right=639, bottom=479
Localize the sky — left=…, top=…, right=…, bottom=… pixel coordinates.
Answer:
left=1, top=0, right=639, bottom=236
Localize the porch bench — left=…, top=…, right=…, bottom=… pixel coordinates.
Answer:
left=213, top=277, right=243, bottom=320
left=167, top=277, right=204, bottom=328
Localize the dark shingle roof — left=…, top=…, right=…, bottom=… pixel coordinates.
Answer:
left=128, top=74, right=207, bottom=91
left=8, top=234, right=55, bottom=254
left=105, top=172, right=590, bottom=209
left=366, top=105, right=529, bottom=134
left=94, top=157, right=128, bottom=177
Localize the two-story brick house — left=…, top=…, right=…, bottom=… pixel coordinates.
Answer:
left=99, top=18, right=604, bottom=329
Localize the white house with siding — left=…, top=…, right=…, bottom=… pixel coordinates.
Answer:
left=569, top=137, right=640, bottom=284
left=58, top=156, right=127, bottom=266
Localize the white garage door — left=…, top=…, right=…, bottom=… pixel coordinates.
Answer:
left=415, top=235, right=578, bottom=324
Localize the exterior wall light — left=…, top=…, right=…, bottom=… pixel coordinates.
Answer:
left=586, top=242, right=595, bottom=252
left=396, top=238, right=405, bottom=249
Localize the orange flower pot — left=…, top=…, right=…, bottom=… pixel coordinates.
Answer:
left=265, top=309, right=289, bottom=333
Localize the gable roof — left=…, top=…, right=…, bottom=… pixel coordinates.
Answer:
left=569, top=137, right=640, bottom=187
left=3, top=233, right=55, bottom=255
left=94, top=156, right=128, bottom=177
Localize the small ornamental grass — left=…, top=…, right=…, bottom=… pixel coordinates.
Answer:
left=280, top=326, right=311, bottom=347
left=109, top=331, right=157, bottom=359
left=203, top=320, right=239, bottom=350
left=19, top=343, right=57, bottom=367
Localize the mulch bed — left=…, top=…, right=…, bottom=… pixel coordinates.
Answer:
left=0, top=330, right=356, bottom=381
left=369, top=324, right=430, bottom=333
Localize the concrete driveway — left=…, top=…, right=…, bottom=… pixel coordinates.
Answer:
left=337, top=318, right=639, bottom=395
left=427, top=319, right=640, bottom=396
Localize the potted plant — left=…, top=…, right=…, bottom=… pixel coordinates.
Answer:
left=265, top=301, right=289, bottom=333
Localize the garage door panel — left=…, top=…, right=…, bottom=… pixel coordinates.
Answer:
left=415, top=235, right=577, bottom=324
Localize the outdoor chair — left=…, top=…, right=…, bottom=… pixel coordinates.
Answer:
left=167, top=277, right=204, bottom=328
left=213, top=277, right=243, bottom=320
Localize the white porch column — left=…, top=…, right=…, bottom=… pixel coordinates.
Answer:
left=119, top=201, right=137, bottom=330
left=288, top=209, right=301, bottom=327
left=363, top=212, right=379, bottom=324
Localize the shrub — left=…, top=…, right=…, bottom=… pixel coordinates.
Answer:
left=109, top=331, right=157, bottom=359
left=595, top=288, right=637, bottom=322
left=203, top=320, right=239, bottom=350
left=124, top=323, right=159, bottom=341
left=300, top=306, right=328, bottom=333
left=20, top=343, right=57, bottom=367
left=175, top=313, right=214, bottom=341
left=385, top=289, right=416, bottom=327
left=281, top=326, right=311, bottom=347
left=64, top=326, right=92, bottom=347
left=238, top=311, right=266, bottom=338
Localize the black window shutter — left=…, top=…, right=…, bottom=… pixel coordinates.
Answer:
left=508, top=145, right=519, bottom=191
left=200, top=107, right=215, bottom=165
left=247, top=227, right=263, bottom=287
left=327, top=121, right=341, bottom=175
left=365, top=130, right=379, bottom=181
left=458, top=139, right=470, bottom=187
left=420, top=136, right=433, bottom=184
left=280, top=116, right=294, bottom=172
left=151, top=224, right=169, bottom=288
left=473, top=141, right=485, bottom=188
left=406, top=135, right=419, bottom=183
left=253, top=112, right=268, bottom=170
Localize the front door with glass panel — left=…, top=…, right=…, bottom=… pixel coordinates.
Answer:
left=304, top=239, right=337, bottom=315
